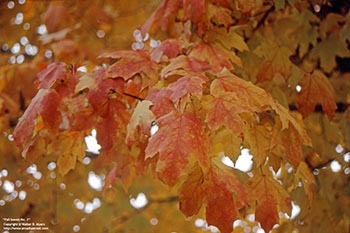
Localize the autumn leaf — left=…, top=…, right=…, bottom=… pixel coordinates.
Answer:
left=189, top=42, right=242, bottom=71
left=254, top=40, right=294, bottom=82
left=100, top=50, right=159, bottom=89
left=295, top=70, right=337, bottom=119
left=309, top=34, right=349, bottom=72
left=205, top=27, right=249, bottom=52
left=35, top=62, right=66, bottom=89
left=145, top=112, right=209, bottom=186
left=150, top=39, right=182, bottom=62
left=205, top=93, right=246, bottom=134
left=13, top=89, right=61, bottom=149
left=146, top=88, right=176, bottom=117
left=295, top=161, right=316, bottom=204
left=48, top=131, right=86, bottom=176
left=141, top=0, right=182, bottom=36
left=126, top=100, right=156, bottom=144
left=244, top=125, right=273, bottom=168
left=281, top=125, right=304, bottom=168
left=167, top=76, right=205, bottom=101
left=179, top=160, right=247, bottom=233
left=209, top=72, right=272, bottom=112
left=248, top=172, right=292, bottom=232
left=161, top=55, right=212, bottom=79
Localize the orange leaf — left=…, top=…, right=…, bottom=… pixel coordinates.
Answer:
left=179, top=163, right=205, bottom=216
left=48, top=131, right=86, bottom=176
left=141, top=0, right=182, bottom=36
left=295, top=161, right=315, bottom=204
left=179, top=160, right=247, bottom=233
left=146, top=88, right=176, bottom=117
left=248, top=172, right=291, bottom=232
left=295, top=70, right=337, bottom=119
left=244, top=125, right=273, bottom=168
left=161, top=55, right=212, bottom=79
left=167, top=76, right=205, bottom=101
left=100, top=50, right=159, bottom=89
left=211, top=72, right=271, bottom=108
left=145, top=112, right=209, bottom=186
left=189, top=42, right=242, bottom=71
left=205, top=94, right=246, bottom=134
left=281, top=125, right=304, bottom=168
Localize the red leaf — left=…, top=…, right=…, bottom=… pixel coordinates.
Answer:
left=183, top=0, right=206, bottom=25
left=210, top=72, right=272, bottom=109
left=205, top=94, right=246, bottom=134
left=255, top=197, right=278, bottom=232
left=150, top=39, right=182, bottom=62
left=35, top=63, right=66, bottom=89
left=145, top=112, right=209, bottom=186
left=295, top=70, right=337, bottom=119
left=141, top=0, right=182, bottom=36
left=13, top=89, right=61, bottom=148
left=167, top=76, right=205, bottom=101
left=100, top=50, right=159, bottom=89
left=146, top=88, right=176, bottom=117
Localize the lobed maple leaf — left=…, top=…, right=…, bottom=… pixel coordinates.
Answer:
left=295, top=70, right=337, bottom=119
left=99, top=50, right=159, bottom=89
left=47, top=131, right=86, bottom=176
left=295, top=161, right=316, bottom=204
left=145, top=111, right=209, bottom=186
left=150, top=39, right=182, bottom=62
left=244, top=125, right=274, bottom=168
left=13, top=89, right=61, bottom=152
left=35, top=62, right=66, bottom=89
left=248, top=171, right=292, bottom=232
left=179, top=160, right=247, bottom=233
left=210, top=71, right=272, bottom=108
left=167, top=76, right=205, bottom=102
left=75, top=68, right=130, bottom=153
